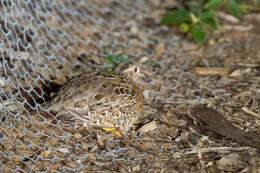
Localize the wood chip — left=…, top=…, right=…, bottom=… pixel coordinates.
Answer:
left=138, top=121, right=157, bottom=132
left=74, top=133, right=82, bottom=140
left=230, top=69, right=243, bottom=77
left=237, top=63, right=260, bottom=68
left=194, top=67, right=232, bottom=75
left=155, top=42, right=165, bottom=56
left=183, top=43, right=198, bottom=51
left=217, top=12, right=240, bottom=24
left=217, top=153, right=240, bottom=166
left=132, top=165, right=141, bottom=171
left=130, top=25, right=138, bottom=34
left=139, top=56, right=149, bottom=63
left=225, top=24, right=254, bottom=32
left=230, top=68, right=252, bottom=77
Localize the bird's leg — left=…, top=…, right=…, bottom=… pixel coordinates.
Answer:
left=101, top=126, right=123, bottom=137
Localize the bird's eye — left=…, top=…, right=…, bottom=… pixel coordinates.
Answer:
left=134, top=67, right=137, bottom=73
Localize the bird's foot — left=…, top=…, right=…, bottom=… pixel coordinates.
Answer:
left=101, top=126, right=123, bottom=137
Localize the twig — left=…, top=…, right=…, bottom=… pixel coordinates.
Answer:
left=242, top=107, right=260, bottom=119
left=197, top=141, right=206, bottom=173
left=173, top=146, right=252, bottom=158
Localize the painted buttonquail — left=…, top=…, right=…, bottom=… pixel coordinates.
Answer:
left=45, top=63, right=143, bottom=134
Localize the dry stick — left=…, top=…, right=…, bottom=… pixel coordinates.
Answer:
left=173, top=146, right=251, bottom=158
left=197, top=141, right=206, bottom=173
left=242, top=107, right=260, bottom=119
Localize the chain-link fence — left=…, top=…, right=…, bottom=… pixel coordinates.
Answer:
left=3, top=0, right=260, bottom=172
left=0, top=0, right=175, bottom=172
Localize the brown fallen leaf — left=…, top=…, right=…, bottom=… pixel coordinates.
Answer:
left=194, top=67, right=233, bottom=75
left=155, top=42, right=165, bottom=56
left=138, top=121, right=157, bottom=133
left=188, top=106, right=260, bottom=150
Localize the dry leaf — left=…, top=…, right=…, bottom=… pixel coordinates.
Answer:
left=155, top=42, right=165, bottom=56
left=138, top=121, right=157, bottom=132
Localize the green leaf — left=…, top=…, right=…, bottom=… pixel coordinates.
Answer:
left=105, top=54, right=132, bottom=70
left=106, top=54, right=131, bottom=64
left=227, top=0, right=242, bottom=18
left=204, top=0, right=222, bottom=9
left=179, top=23, right=190, bottom=33
left=191, top=24, right=206, bottom=43
left=201, top=17, right=218, bottom=29
left=106, top=55, right=114, bottom=64
left=161, top=10, right=191, bottom=25
left=198, top=10, right=215, bottom=19
left=199, top=11, right=218, bottom=29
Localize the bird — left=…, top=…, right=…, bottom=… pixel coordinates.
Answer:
left=44, top=62, right=143, bottom=135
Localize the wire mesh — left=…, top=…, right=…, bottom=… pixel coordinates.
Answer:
left=0, top=0, right=184, bottom=172
left=0, top=1, right=152, bottom=172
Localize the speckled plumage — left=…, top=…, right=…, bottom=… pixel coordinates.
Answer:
left=45, top=63, right=143, bottom=133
